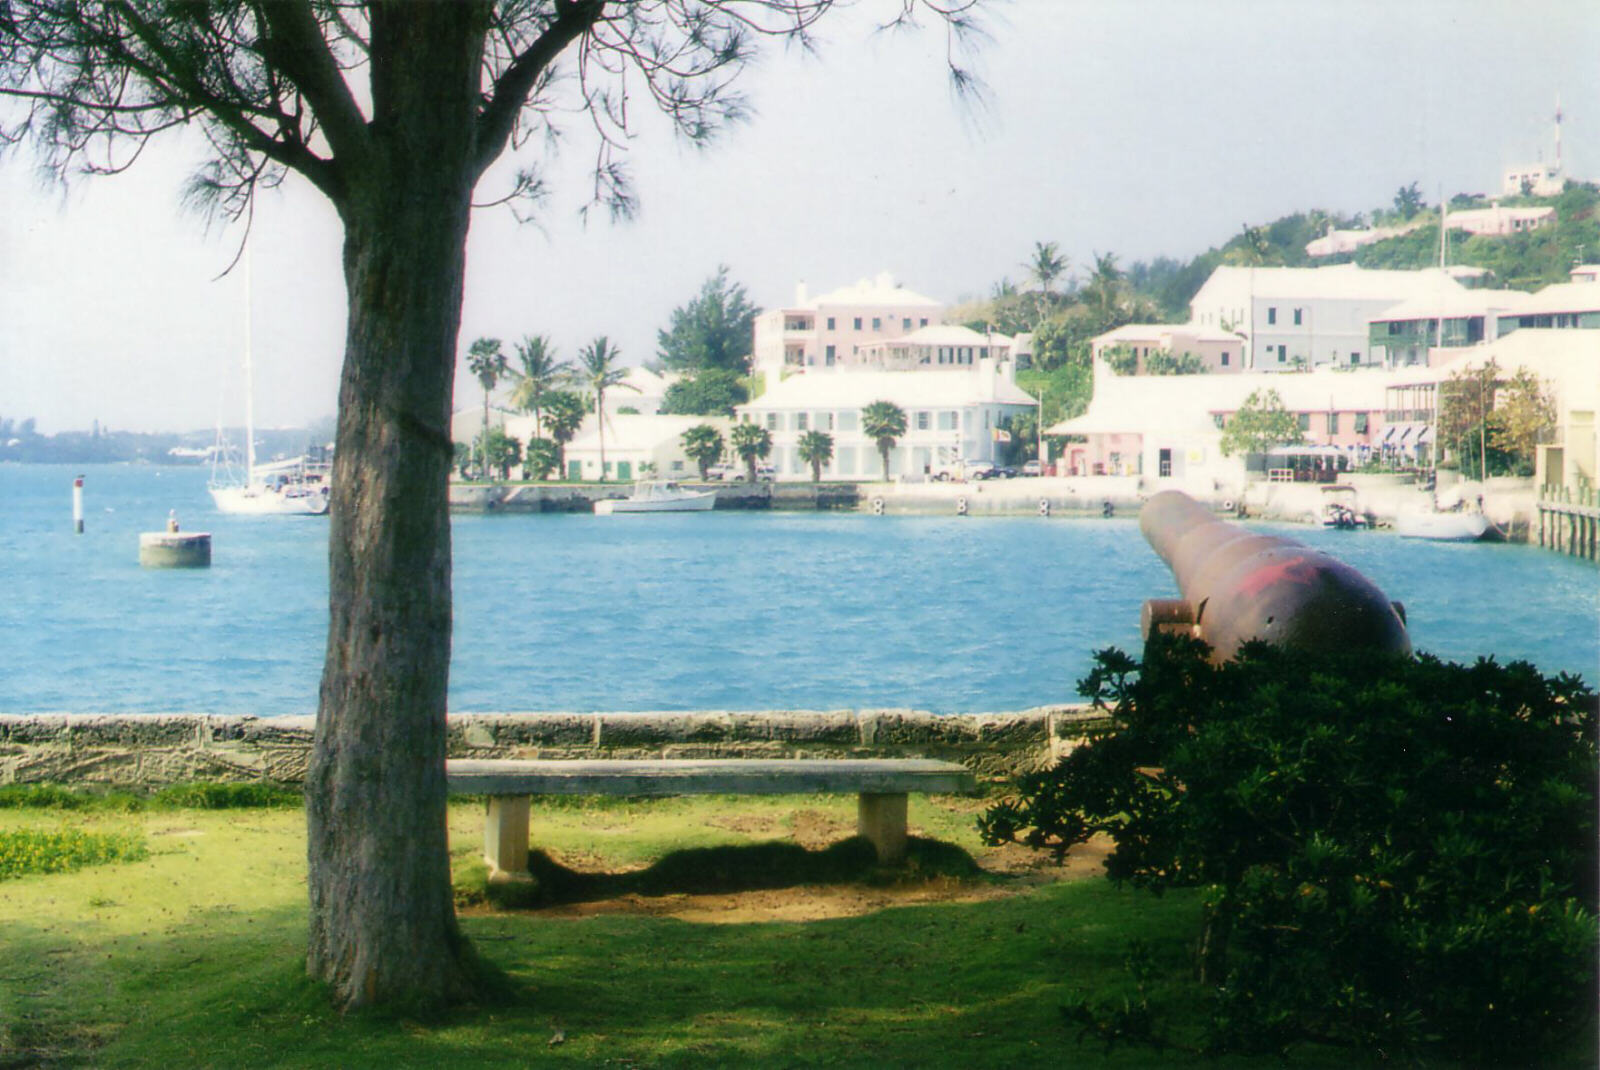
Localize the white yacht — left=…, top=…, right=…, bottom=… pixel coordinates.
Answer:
left=593, top=480, right=717, bottom=515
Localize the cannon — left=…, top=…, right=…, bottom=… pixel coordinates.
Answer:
left=1140, top=490, right=1409, bottom=660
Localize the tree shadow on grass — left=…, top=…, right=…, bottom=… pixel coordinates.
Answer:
left=462, top=835, right=990, bottom=910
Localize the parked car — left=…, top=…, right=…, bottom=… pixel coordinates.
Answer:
left=964, top=461, right=998, bottom=480
left=716, top=462, right=775, bottom=483
left=1021, top=460, right=1043, bottom=477
left=994, top=466, right=1019, bottom=479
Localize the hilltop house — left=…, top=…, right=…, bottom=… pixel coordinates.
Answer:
left=1447, top=202, right=1556, bottom=237
left=736, top=357, right=1036, bottom=480
left=751, top=273, right=944, bottom=377
left=1089, top=322, right=1246, bottom=373
left=1187, top=264, right=1467, bottom=370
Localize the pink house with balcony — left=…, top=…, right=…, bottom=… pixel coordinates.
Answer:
left=751, top=273, right=944, bottom=377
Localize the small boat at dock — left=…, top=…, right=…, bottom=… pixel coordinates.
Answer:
left=1395, top=510, right=1490, bottom=541
left=593, top=480, right=717, bottom=515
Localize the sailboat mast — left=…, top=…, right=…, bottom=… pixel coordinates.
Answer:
left=245, top=243, right=256, bottom=479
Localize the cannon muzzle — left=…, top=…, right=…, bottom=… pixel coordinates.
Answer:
left=1140, top=490, right=1409, bottom=660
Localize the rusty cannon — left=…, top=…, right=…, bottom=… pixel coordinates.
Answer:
left=1140, top=490, right=1410, bottom=660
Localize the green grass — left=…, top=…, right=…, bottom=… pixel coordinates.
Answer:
left=0, top=789, right=1555, bottom=1068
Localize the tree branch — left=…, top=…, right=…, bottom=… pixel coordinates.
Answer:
left=472, top=0, right=605, bottom=180
left=255, top=0, right=371, bottom=166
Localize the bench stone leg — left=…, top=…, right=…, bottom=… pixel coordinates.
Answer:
left=857, top=792, right=908, bottom=864
left=484, top=796, right=531, bottom=882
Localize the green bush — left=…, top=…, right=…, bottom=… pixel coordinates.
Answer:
left=981, top=638, right=1598, bottom=1061
left=0, top=784, right=142, bottom=811
left=151, top=782, right=301, bottom=810
left=0, top=828, right=147, bottom=880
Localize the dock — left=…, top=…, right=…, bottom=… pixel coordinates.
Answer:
left=1536, top=487, right=1599, bottom=563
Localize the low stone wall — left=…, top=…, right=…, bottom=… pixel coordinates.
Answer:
left=0, top=708, right=1106, bottom=791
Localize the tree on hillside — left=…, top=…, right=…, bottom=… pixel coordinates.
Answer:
left=657, top=266, right=760, bottom=374
left=467, top=338, right=510, bottom=481
left=680, top=423, right=725, bottom=480
left=541, top=390, right=586, bottom=479
left=730, top=421, right=773, bottom=483
left=1082, top=252, right=1125, bottom=320
left=797, top=429, right=835, bottom=483
left=661, top=366, right=749, bottom=416
left=1219, top=389, right=1302, bottom=457
left=861, top=400, right=908, bottom=481
left=0, top=0, right=988, bottom=1010
left=510, top=334, right=571, bottom=441
left=1394, top=181, right=1425, bottom=221
left=578, top=337, right=635, bottom=482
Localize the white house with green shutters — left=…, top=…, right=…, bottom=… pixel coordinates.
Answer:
left=736, top=357, right=1037, bottom=481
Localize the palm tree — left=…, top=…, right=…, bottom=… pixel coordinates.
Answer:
left=860, top=400, right=907, bottom=481
left=541, top=390, right=585, bottom=479
left=1082, top=252, right=1125, bottom=322
left=797, top=429, right=834, bottom=484
left=466, top=337, right=508, bottom=481
left=576, top=336, right=637, bottom=481
left=1024, top=241, right=1067, bottom=294
left=730, top=422, right=773, bottom=483
left=509, top=334, right=570, bottom=440
left=681, top=423, right=725, bottom=480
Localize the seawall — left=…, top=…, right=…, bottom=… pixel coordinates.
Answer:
left=0, top=708, right=1106, bottom=790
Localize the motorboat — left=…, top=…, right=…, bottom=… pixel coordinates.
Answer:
left=1395, top=510, right=1490, bottom=541
left=593, top=480, right=717, bottom=515
left=1319, top=484, right=1370, bottom=530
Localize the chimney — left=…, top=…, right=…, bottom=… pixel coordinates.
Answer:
left=795, top=280, right=808, bottom=306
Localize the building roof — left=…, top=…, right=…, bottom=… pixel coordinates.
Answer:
left=1093, top=322, right=1243, bottom=346
left=566, top=413, right=728, bottom=452
left=1047, top=364, right=1396, bottom=438
left=1372, top=287, right=1535, bottom=322
left=804, top=271, right=943, bottom=310
left=1407, top=330, right=1600, bottom=401
left=747, top=367, right=1038, bottom=410
left=1501, top=281, right=1600, bottom=317
left=1193, top=264, right=1468, bottom=304
left=868, top=324, right=1011, bottom=348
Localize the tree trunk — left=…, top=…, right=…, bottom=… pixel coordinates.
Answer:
left=304, top=4, right=486, bottom=1011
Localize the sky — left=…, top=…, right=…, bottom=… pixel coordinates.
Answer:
left=1, top=0, right=1595, bottom=434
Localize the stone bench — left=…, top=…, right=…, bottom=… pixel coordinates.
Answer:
left=446, top=757, right=977, bottom=879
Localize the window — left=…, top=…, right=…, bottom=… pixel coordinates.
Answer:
left=1221, top=351, right=1230, bottom=366
left=1297, top=413, right=1310, bottom=432
left=826, top=317, right=835, bottom=330
left=1293, top=308, right=1303, bottom=326
left=1277, top=345, right=1286, bottom=362
left=916, top=411, right=930, bottom=431
left=872, top=317, right=882, bottom=330
left=838, top=410, right=859, bottom=432
left=853, top=317, right=862, bottom=330
left=902, top=317, right=912, bottom=330
left=1267, top=307, right=1277, bottom=325
left=1355, top=413, right=1369, bottom=434
left=1213, top=413, right=1226, bottom=429
left=671, top=460, right=684, bottom=472
left=937, top=411, right=957, bottom=431
left=765, top=412, right=778, bottom=430
left=797, top=412, right=809, bottom=431
left=1328, top=412, right=1340, bottom=434
left=1350, top=352, right=1361, bottom=365
left=920, top=318, right=929, bottom=327
left=822, top=412, right=835, bottom=431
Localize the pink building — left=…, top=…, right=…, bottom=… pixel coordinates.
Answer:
left=752, top=273, right=943, bottom=376
left=1090, top=323, right=1246, bottom=373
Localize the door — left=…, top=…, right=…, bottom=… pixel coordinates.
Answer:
left=617, top=460, right=632, bottom=481
left=1159, top=448, right=1172, bottom=478
left=567, top=460, right=581, bottom=481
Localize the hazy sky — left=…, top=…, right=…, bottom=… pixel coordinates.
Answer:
left=1, top=0, right=1595, bottom=433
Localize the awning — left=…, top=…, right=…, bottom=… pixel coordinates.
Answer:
left=1417, top=425, right=1434, bottom=444
left=1382, top=426, right=1398, bottom=444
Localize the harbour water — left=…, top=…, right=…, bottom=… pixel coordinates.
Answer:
left=1, top=464, right=1594, bottom=715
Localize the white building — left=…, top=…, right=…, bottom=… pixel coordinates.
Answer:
left=1304, top=223, right=1420, bottom=258
left=561, top=413, right=733, bottom=483
left=1447, top=202, right=1556, bottom=237
left=751, top=273, right=944, bottom=377
left=737, top=359, right=1036, bottom=481
left=854, top=324, right=1013, bottom=370
left=1188, top=264, right=1467, bottom=370
left=1368, top=288, right=1536, bottom=368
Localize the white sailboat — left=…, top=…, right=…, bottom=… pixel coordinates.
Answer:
left=208, top=251, right=330, bottom=517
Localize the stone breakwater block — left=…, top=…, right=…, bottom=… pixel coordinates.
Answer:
left=597, top=712, right=736, bottom=747
left=139, top=531, right=211, bottom=568
left=447, top=714, right=595, bottom=750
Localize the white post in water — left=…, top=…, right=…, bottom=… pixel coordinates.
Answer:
left=72, top=475, right=84, bottom=534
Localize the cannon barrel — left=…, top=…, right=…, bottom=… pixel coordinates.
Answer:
left=1140, top=490, right=1409, bottom=660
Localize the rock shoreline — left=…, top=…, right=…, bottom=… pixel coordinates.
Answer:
left=0, top=708, right=1106, bottom=789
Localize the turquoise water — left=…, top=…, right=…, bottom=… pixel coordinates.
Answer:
left=1, top=464, right=1594, bottom=714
